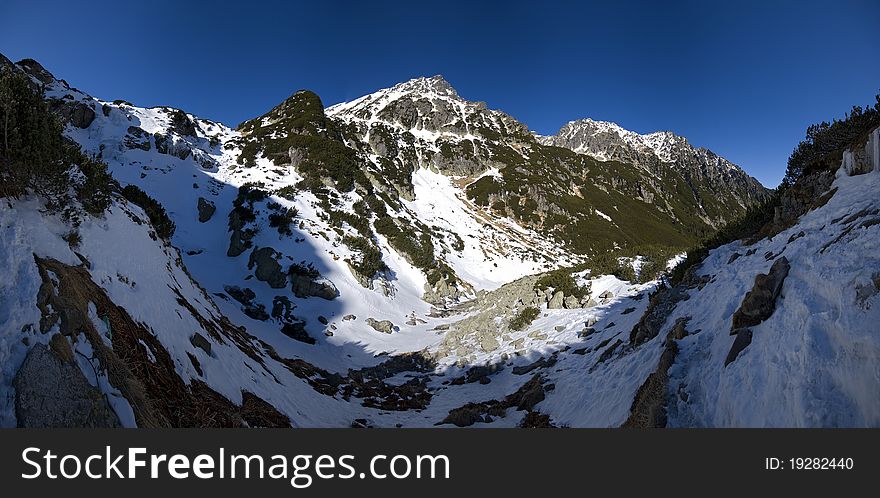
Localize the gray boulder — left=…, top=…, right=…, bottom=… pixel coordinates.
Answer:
left=547, top=291, right=565, bottom=309
left=731, top=257, right=790, bottom=331
left=291, top=274, right=338, bottom=300
left=50, top=100, right=95, bottom=129
left=197, top=197, right=216, bottom=223
left=14, top=342, right=121, bottom=428
left=563, top=295, right=580, bottom=309
left=189, top=333, right=212, bottom=356
left=366, top=318, right=395, bottom=334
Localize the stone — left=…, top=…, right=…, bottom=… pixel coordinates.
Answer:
left=731, top=257, right=790, bottom=331
left=724, top=329, right=753, bottom=366
left=342, top=314, right=357, bottom=321
left=598, top=290, right=614, bottom=300
left=563, top=295, right=580, bottom=309
left=727, top=252, right=742, bottom=264
left=366, top=318, right=395, bottom=334
left=271, top=296, right=296, bottom=323
left=14, top=343, right=121, bottom=428
left=197, top=197, right=216, bottom=223
left=577, top=327, right=598, bottom=338
left=227, top=228, right=251, bottom=257
left=247, top=247, right=287, bottom=289
left=547, top=291, right=565, bottom=309
left=291, top=274, right=338, bottom=300
left=281, top=322, right=314, bottom=344
left=123, top=126, right=151, bottom=151
left=190, top=333, right=212, bottom=356
left=50, top=99, right=95, bottom=129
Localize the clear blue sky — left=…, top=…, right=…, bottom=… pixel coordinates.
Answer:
left=2, top=0, right=878, bottom=187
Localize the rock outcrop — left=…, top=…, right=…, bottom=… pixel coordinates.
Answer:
left=14, top=342, right=122, bottom=428
left=248, top=247, right=287, bottom=289
left=366, top=318, right=395, bottom=334
left=291, top=274, right=338, bottom=300
left=197, top=197, right=216, bottom=222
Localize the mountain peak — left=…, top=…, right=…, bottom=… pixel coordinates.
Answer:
left=390, top=75, right=457, bottom=97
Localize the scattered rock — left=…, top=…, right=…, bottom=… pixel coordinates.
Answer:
left=342, top=314, right=357, bottom=321
left=512, top=355, right=557, bottom=375
left=223, top=285, right=269, bottom=321
left=291, top=274, right=338, bottom=300
left=318, top=315, right=329, bottom=325
left=577, top=327, right=597, bottom=338
left=595, top=339, right=623, bottom=366
left=519, top=411, right=554, bottom=428
left=547, top=291, right=565, bottom=309
left=271, top=296, right=296, bottom=323
left=787, top=230, right=806, bottom=243
left=563, top=295, right=580, bottom=309
left=366, top=318, right=395, bottom=334
left=281, top=322, right=315, bottom=344
left=727, top=252, right=742, bottom=264
left=621, top=307, right=636, bottom=315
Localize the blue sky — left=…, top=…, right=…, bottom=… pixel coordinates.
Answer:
left=2, top=0, right=878, bottom=187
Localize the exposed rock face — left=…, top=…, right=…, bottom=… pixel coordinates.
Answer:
left=842, top=126, right=880, bottom=176
left=541, top=118, right=768, bottom=213
left=247, top=247, right=287, bottom=289
left=291, top=274, right=338, bottom=300
left=366, top=318, right=395, bottom=334
left=168, top=108, right=197, bottom=137
left=563, top=295, right=580, bottom=309
left=762, top=171, right=836, bottom=240
left=438, top=373, right=548, bottom=427
left=197, top=197, right=216, bottom=222
left=622, top=317, right=690, bottom=428
left=48, top=100, right=96, bottom=129
left=423, top=278, right=467, bottom=305
left=280, top=322, right=315, bottom=344
left=731, top=257, right=790, bottom=331
left=436, top=275, right=541, bottom=359
left=629, top=285, right=690, bottom=346
left=724, top=257, right=790, bottom=367
left=14, top=342, right=122, bottom=428
left=124, top=126, right=152, bottom=151
left=154, top=133, right=192, bottom=160
left=227, top=209, right=253, bottom=257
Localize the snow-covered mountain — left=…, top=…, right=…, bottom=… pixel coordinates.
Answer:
left=540, top=118, right=768, bottom=219
left=1, top=55, right=877, bottom=428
